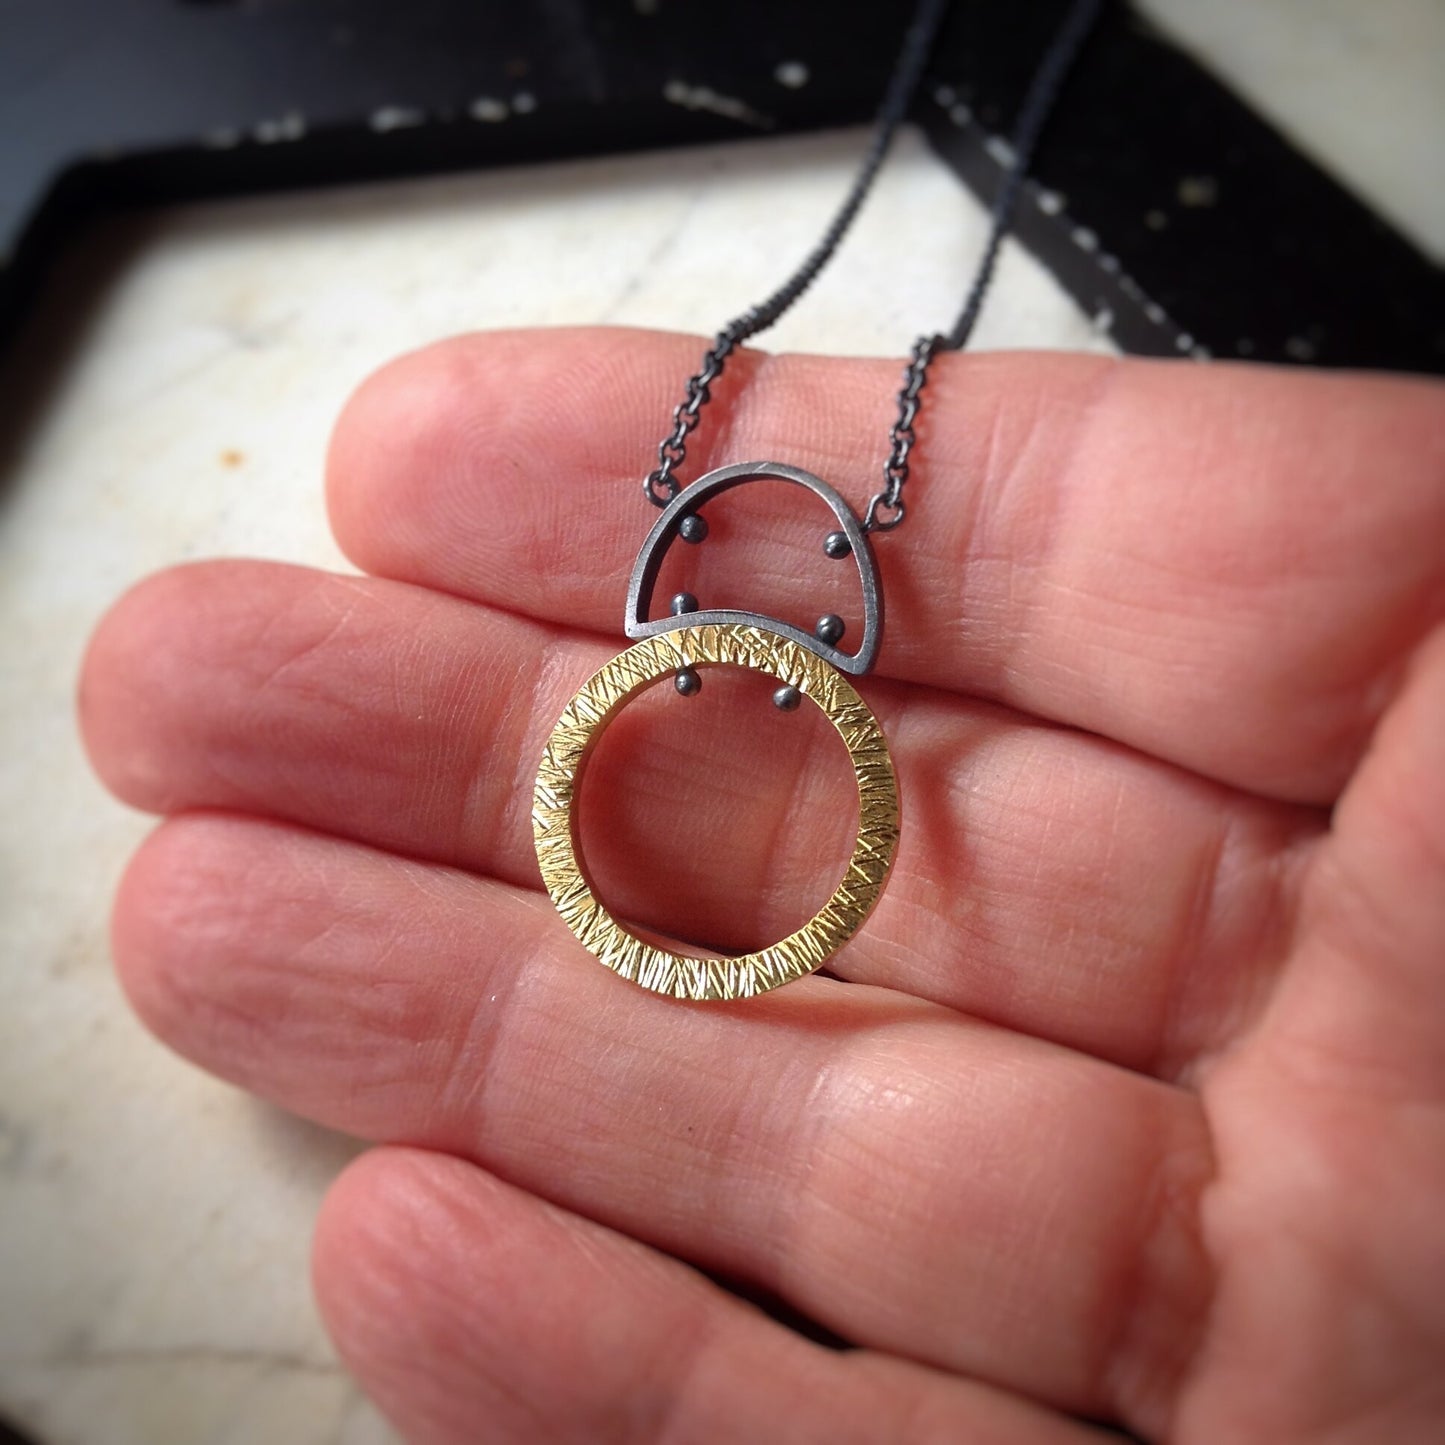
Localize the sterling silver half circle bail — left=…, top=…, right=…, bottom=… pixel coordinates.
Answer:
left=623, top=461, right=883, bottom=676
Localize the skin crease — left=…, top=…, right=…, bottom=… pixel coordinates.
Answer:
left=79, top=330, right=1445, bottom=1444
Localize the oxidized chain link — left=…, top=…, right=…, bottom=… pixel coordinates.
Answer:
left=644, top=312, right=774, bottom=505
left=865, top=333, right=940, bottom=531
left=643, top=0, right=953, bottom=511
left=646, top=330, right=737, bottom=506
left=644, top=0, right=1101, bottom=530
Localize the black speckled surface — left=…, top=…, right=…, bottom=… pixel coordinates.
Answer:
left=2, top=0, right=1441, bottom=370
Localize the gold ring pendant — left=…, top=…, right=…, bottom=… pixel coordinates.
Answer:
left=533, top=622, right=900, bottom=1001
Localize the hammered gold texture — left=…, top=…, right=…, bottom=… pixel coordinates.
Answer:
left=533, top=623, right=900, bottom=1001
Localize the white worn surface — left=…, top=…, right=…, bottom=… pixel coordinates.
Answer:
left=1138, top=0, right=1445, bottom=261
left=0, top=125, right=1106, bottom=1445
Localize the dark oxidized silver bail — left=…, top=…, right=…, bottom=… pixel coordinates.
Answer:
left=623, top=461, right=883, bottom=677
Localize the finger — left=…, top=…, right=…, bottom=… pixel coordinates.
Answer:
left=316, top=1147, right=1118, bottom=1445
left=84, top=560, right=1317, bottom=1076
left=1287, top=621, right=1445, bottom=1092
left=116, top=811, right=1212, bottom=1434
left=1179, top=626, right=1445, bottom=1440
left=327, top=328, right=1445, bottom=803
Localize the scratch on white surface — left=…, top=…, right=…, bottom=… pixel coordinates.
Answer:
left=597, top=186, right=706, bottom=323
left=39, top=1345, right=340, bottom=1375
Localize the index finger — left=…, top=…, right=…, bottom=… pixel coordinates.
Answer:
left=327, top=328, right=1445, bottom=803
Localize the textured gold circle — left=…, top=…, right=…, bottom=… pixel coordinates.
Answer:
left=533, top=623, right=900, bottom=1001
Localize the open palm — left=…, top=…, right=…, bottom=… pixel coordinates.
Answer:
left=81, top=331, right=1445, bottom=1443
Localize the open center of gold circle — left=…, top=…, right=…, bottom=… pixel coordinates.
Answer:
left=533, top=623, right=900, bottom=1001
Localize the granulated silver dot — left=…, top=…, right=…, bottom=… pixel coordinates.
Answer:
left=823, top=530, right=851, bottom=559
left=815, top=613, right=845, bottom=645
left=678, top=514, right=708, bottom=544
left=772, top=685, right=802, bottom=712
left=674, top=668, right=701, bottom=697
left=670, top=591, right=698, bottom=615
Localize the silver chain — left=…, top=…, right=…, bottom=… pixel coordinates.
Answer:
left=866, top=333, right=940, bottom=531
left=644, top=0, right=1102, bottom=532
left=645, top=330, right=736, bottom=507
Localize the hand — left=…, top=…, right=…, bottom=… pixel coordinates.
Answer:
left=81, top=331, right=1445, bottom=1443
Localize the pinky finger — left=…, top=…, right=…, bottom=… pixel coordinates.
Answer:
left=314, top=1148, right=1118, bottom=1445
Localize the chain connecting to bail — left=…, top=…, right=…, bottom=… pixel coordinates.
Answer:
left=864, top=333, right=941, bottom=531
left=642, top=0, right=954, bottom=511
left=644, top=326, right=742, bottom=507
left=641, top=0, right=1102, bottom=530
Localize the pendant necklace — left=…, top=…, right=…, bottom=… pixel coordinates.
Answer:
left=534, top=0, right=1101, bottom=1000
